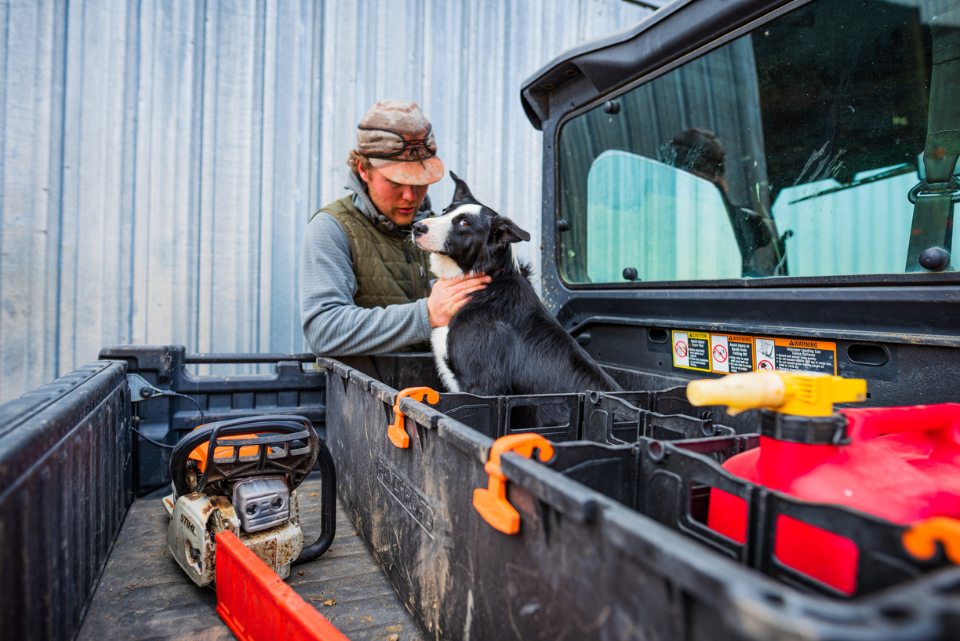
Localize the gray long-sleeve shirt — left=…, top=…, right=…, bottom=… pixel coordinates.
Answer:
left=299, top=181, right=433, bottom=356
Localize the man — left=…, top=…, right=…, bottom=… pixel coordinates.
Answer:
left=668, top=127, right=782, bottom=277
left=299, top=99, right=489, bottom=355
left=668, top=127, right=728, bottom=192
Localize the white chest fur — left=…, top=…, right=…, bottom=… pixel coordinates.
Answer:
left=429, top=253, right=464, bottom=279
left=430, top=326, right=460, bottom=392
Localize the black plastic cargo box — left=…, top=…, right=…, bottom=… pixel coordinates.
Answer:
left=100, top=346, right=324, bottom=495
left=334, top=353, right=757, bottom=437
left=324, top=354, right=960, bottom=641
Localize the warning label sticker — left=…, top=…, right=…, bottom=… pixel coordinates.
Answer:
left=755, top=338, right=776, bottom=371
left=763, top=337, right=837, bottom=374
left=710, top=334, right=754, bottom=374
left=672, top=331, right=711, bottom=371
left=671, top=331, right=836, bottom=374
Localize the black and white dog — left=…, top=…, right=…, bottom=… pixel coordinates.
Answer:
left=412, top=173, right=621, bottom=399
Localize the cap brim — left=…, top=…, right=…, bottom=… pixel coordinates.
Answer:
left=370, top=156, right=444, bottom=185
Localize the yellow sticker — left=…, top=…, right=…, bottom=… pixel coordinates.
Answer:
left=672, top=331, right=711, bottom=372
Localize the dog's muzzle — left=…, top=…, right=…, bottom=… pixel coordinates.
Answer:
left=412, top=221, right=429, bottom=238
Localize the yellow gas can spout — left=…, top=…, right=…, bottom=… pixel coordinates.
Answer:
left=687, top=371, right=867, bottom=416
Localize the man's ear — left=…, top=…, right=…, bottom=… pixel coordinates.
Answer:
left=357, top=160, right=371, bottom=184
left=449, top=171, right=478, bottom=203
left=492, top=216, right=531, bottom=245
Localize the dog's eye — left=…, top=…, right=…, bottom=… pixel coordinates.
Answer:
left=458, top=220, right=470, bottom=228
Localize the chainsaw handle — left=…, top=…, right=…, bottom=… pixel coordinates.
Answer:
left=294, top=436, right=337, bottom=565
left=169, top=414, right=338, bottom=565
left=169, top=415, right=318, bottom=498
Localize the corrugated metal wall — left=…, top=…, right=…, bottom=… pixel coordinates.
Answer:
left=0, top=0, right=650, bottom=402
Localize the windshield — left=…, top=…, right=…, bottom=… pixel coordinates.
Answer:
left=558, top=0, right=960, bottom=285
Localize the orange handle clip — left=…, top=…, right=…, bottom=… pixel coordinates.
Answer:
left=473, top=434, right=555, bottom=535
left=903, top=517, right=960, bottom=564
left=388, top=387, right=439, bottom=448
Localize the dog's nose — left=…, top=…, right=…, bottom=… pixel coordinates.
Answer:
left=412, top=222, right=428, bottom=237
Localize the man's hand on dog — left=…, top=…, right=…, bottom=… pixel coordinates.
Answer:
left=428, top=274, right=491, bottom=328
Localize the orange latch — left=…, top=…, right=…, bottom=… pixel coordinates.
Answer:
left=473, top=434, right=555, bottom=534
left=388, top=387, right=440, bottom=448
left=902, top=517, right=960, bottom=564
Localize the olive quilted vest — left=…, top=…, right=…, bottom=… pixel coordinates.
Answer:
left=317, top=196, right=434, bottom=309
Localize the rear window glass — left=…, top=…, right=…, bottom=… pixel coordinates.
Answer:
left=558, top=0, right=960, bottom=285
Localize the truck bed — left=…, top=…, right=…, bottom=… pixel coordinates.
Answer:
left=77, top=474, right=423, bottom=640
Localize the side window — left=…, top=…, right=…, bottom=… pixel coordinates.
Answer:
left=586, top=151, right=741, bottom=282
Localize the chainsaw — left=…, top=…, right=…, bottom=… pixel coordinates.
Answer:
left=161, top=415, right=336, bottom=587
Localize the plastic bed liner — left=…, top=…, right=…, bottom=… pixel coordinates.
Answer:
left=323, top=354, right=960, bottom=641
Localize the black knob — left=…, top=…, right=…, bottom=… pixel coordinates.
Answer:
left=919, top=247, right=950, bottom=271
left=622, top=267, right=638, bottom=281
left=603, top=100, right=621, bottom=115
left=557, top=219, right=570, bottom=232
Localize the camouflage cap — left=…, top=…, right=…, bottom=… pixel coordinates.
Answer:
left=357, top=100, right=444, bottom=185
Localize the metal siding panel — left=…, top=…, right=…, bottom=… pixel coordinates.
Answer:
left=318, top=0, right=359, bottom=211
left=259, top=0, right=277, bottom=357
left=1, top=0, right=29, bottom=392
left=55, top=0, right=83, bottom=385
left=70, top=0, right=105, bottom=370
left=56, top=0, right=134, bottom=379
left=1, top=0, right=63, bottom=403
left=0, top=0, right=651, bottom=401
left=129, top=0, right=153, bottom=347
left=33, top=0, right=58, bottom=399
left=41, top=0, right=69, bottom=401
left=503, top=1, right=542, bottom=271
left=306, top=0, right=323, bottom=244
left=91, top=0, right=130, bottom=359
left=0, top=0, right=5, bottom=333
left=205, top=0, right=258, bottom=356
left=134, top=0, right=197, bottom=349
left=266, top=0, right=317, bottom=355
left=194, top=0, right=219, bottom=363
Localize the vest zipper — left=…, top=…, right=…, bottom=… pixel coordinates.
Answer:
left=420, top=264, right=430, bottom=294
left=404, top=249, right=420, bottom=299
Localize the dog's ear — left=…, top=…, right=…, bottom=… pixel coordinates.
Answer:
left=449, top=171, right=478, bottom=203
left=492, top=216, right=531, bottom=245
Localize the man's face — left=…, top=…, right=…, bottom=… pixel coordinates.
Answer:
left=358, top=162, right=429, bottom=227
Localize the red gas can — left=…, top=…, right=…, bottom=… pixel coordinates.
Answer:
left=708, top=403, right=960, bottom=594
left=686, top=371, right=960, bottom=595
